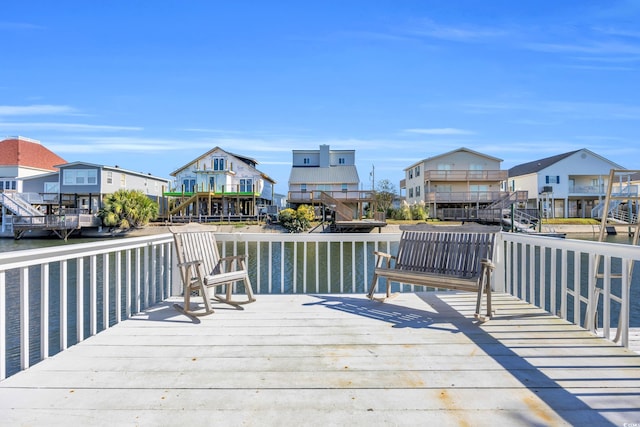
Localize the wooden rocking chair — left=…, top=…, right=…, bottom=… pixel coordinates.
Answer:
left=172, top=228, right=256, bottom=316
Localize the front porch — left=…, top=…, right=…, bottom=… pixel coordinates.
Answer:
left=1, top=292, right=639, bottom=425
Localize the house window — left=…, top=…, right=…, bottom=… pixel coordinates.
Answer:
left=183, top=179, right=195, bottom=192
left=546, top=175, right=560, bottom=184
left=213, top=158, right=225, bottom=171
left=120, top=174, right=126, bottom=187
left=338, top=158, right=345, bottom=164
left=341, top=183, right=348, bottom=192
left=62, top=169, right=98, bottom=186
left=415, top=166, right=420, bottom=177
left=44, top=182, right=59, bottom=193
left=303, top=158, right=310, bottom=165
left=301, top=183, right=307, bottom=193
left=240, top=179, right=253, bottom=193
left=409, top=169, right=413, bottom=179
left=415, top=186, right=420, bottom=196
left=107, top=171, right=113, bottom=184
left=409, top=188, right=414, bottom=198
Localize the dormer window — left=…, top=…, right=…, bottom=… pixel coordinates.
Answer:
left=303, top=158, right=310, bottom=165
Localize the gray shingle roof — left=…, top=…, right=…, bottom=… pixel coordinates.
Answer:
left=508, top=150, right=580, bottom=177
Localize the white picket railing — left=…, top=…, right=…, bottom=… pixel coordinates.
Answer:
left=0, top=231, right=637, bottom=381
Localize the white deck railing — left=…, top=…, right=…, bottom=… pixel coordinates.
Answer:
left=0, top=234, right=174, bottom=380
left=497, top=233, right=639, bottom=349
left=0, top=231, right=637, bottom=381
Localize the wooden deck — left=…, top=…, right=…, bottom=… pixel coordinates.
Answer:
left=1, top=292, right=639, bottom=426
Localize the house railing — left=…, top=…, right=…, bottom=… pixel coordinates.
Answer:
left=424, top=191, right=510, bottom=203
left=498, top=232, right=639, bottom=348
left=0, top=234, right=175, bottom=380
left=423, top=170, right=507, bottom=181
left=1, top=231, right=637, bottom=381
left=288, top=190, right=374, bottom=204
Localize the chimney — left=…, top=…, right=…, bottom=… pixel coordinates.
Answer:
left=319, top=144, right=330, bottom=168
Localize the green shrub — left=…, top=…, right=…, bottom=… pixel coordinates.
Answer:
left=278, top=205, right=315, bottom=233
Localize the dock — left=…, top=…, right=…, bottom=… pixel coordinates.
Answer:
left=1, top=292, right=639, bottom=426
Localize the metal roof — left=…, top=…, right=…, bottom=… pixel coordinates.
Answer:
left=288, top=165, right=360, bottom=184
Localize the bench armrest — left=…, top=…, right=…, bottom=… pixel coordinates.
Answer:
left=373, top=251, right=395, bottom=269
left=480, top=258, right=495, bottom=270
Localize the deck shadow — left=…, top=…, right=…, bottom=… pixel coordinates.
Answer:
left=306, top=292, right=637, bottom=426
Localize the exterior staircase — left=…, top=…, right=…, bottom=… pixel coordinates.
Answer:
left=318, top=192, right=353, bottom=222
left=0, top=192, right=44, bottom=217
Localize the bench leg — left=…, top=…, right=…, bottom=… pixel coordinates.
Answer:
left=474, top=266, right=492, bottom=322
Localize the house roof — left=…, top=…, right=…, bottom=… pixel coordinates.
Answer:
left=508, top=148, right=624, bottom=177
left=171, top=147, right=259, bottom=175
left=57, top=161, right=170, bottom=182
left=289, top=165, right=360, bottom=184
left=0, top=136, right=67, bottom=171
left=171, top=147, right=275, bottom=184
left=405, top=147, right=503, bottom=170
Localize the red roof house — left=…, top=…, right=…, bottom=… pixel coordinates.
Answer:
left=0, top=136, right=67, bottom=174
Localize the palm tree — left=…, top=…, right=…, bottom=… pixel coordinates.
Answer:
left=98, top=190, right=158, bottom=229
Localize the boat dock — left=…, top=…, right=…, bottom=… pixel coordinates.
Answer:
left=1, top=292, right=639, bottom=426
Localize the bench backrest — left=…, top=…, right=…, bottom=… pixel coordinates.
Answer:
left=395, top=231, right=496, bottom=278
left=173, top=231, right=221, bottom=276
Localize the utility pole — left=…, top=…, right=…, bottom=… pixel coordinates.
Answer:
left=370, top=164, right=375, bottom=190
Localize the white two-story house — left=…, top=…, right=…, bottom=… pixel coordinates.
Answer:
left=507, top=148, right=625, bottom=218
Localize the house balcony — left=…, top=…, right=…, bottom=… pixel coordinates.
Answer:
left=1, top=232, right=639, bottom=424
left=568, top=184, right=638, bottom=197
left=423, top=190, right=508, bottom=204
left=287, top=190, right=374, bottom=205
left=423, top=170, right=507, bottom=182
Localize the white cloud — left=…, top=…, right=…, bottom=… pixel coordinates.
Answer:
left=0, top=122, right=142, bottom=132
left=406, top=19, right=507, bottom=42
left=0, top=105, right=78, bottom=116
left=404, top=128, right=475, bottom=135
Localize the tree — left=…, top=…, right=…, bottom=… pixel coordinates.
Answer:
left=375, top=179, right=397, bottom=213
left=98, top=189, right=159, bottom=229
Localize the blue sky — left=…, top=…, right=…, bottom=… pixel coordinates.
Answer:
left=1, top=1, right=639, bottom=194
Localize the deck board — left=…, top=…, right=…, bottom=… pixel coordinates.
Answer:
left=1, top=292, right=639, bottom=426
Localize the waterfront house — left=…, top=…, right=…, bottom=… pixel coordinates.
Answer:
left=401, top=147, right=510, bottom=219
left=288, top=144, right=370, bottom=220
left=508, top=148, right=625, bottom=218
left=166, top=147, right=276, bottom=219
left=0, top=136, right=66, bottom=193
left=60, top=162, right=170, bottom=214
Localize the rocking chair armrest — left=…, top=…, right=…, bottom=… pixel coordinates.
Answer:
left=178, top=260, right=203, bottom=268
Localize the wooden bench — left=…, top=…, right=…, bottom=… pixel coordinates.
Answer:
left=366, top=230, right=497, bottom=320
